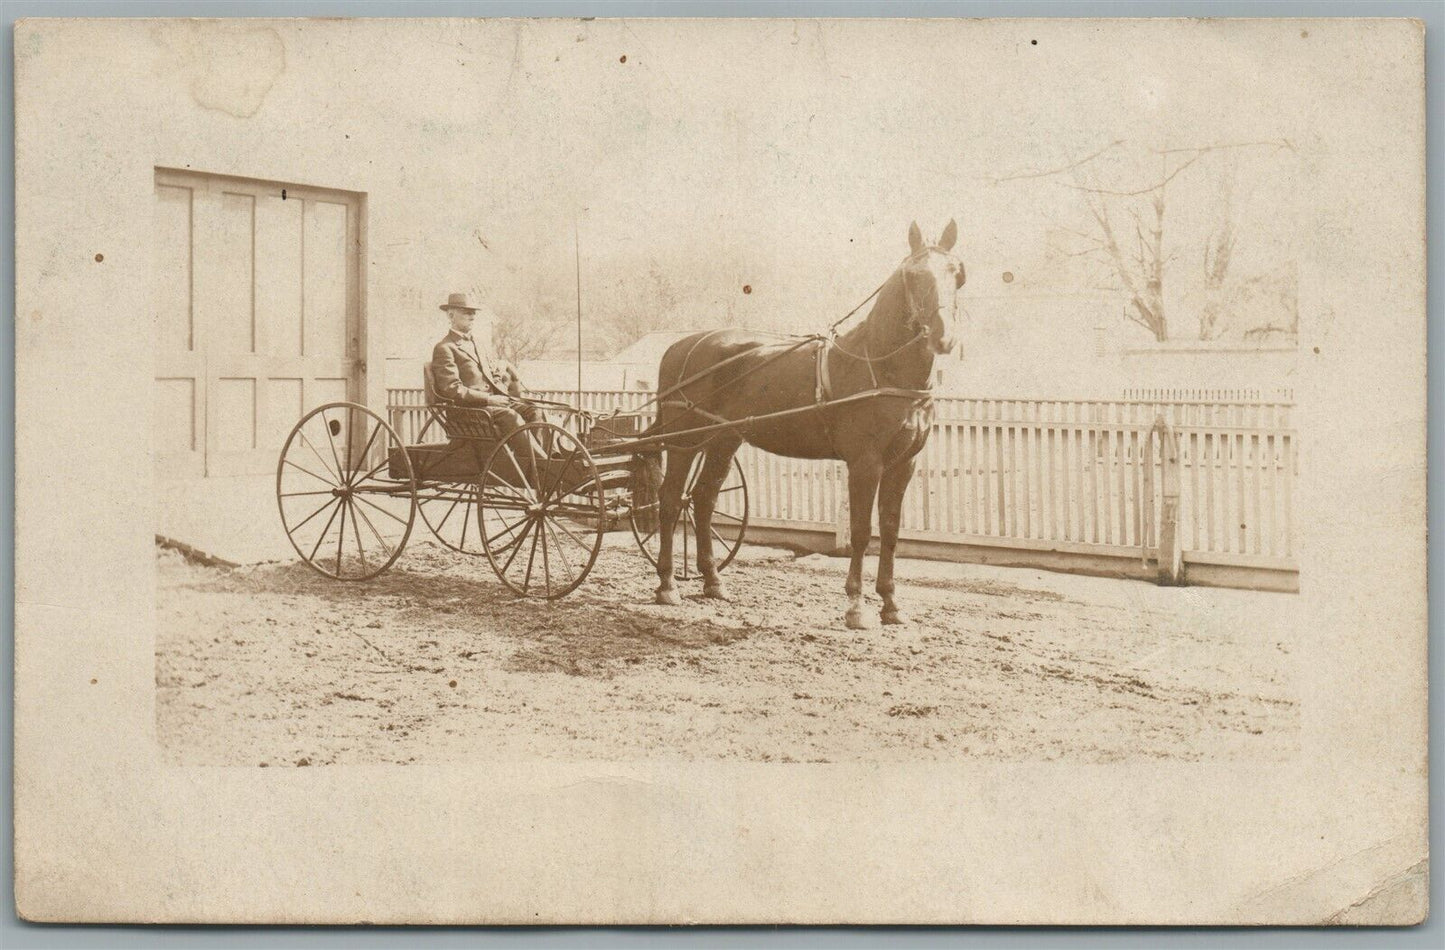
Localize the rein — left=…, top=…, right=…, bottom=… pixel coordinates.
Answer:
left=589, top=245, right=956, bottom=439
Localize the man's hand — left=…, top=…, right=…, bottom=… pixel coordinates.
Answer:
left=482, top=394, right=512, bottom=409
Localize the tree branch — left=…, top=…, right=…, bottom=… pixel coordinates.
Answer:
left=984, top=139, right=1125, bottom=183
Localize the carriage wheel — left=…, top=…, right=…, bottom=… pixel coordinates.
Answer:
left=277, top=402, right=417, bottom=580
left=479, top=422, right=605, bottom=600
left=629, top=454, right=749, bottom=580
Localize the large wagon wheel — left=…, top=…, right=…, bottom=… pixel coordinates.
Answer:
left=479, top=422, right=605, bottom=599
left=410, top=415, right=490, bottom=555
left=629, top=454, right=749, bottom=581
left=277, top=402, right=417, bottom=580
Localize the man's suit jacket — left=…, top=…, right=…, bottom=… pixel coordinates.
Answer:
left=430, top=331, right=521, bottom=405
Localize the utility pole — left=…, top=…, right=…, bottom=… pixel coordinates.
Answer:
left=574, top=215, right=582, bottom=403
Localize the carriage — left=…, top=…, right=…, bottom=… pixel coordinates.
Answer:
left=275, top=366, right=750, bottom=599
left=278, top=219, right=963, bottom=627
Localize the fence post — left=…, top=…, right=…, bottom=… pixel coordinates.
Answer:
left=1151, top=415, right=1184, bottom=586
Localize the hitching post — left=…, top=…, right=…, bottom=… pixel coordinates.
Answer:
left=1151, top=415, right=1184, bottom=585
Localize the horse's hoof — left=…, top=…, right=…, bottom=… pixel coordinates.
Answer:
left=703, top=582, right=730, bottom=601
left=845, top=609, right=870, bottom=630
left=655, top=588, right=682, bottom=606
left=881, top=609, right=908, bottom=626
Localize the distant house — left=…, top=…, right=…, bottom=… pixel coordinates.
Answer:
left=515, top=330, right=696, bottom=394
left=611, top=330, right=696, bottom=369
left=937, top=289, right=1298, bottom=401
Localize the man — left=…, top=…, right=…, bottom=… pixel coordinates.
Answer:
left=430, top=292, right=544, bottom=435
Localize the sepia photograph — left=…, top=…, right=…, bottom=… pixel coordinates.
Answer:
left=13, top=14, right=1428, bottom=925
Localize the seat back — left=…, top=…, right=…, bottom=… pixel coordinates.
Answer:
left=423, top=362, right=499, bottom=443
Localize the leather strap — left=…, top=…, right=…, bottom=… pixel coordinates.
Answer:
left=814, top=337, right=833, bottom=404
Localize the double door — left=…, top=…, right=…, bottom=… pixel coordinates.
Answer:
left=153, top=168, right=364, bottom=477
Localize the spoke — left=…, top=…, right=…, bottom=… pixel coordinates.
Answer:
left=520, top=518, right=542, bottom=593
left=345, top=408, right=357, bottom=485
left=352, top=497, right=395, bottom=562
left=540, top=444, right=582, bottom=504
left=283, top=457, right=339, bottom=487
left=430, top=490, right=467, bottom=535
left=460, top=484, right=475, bottom=550
left=499, top=519, right=536, bottom=576
left=711, top=525, right=731, bottom=553
left=350, top=451, right=396, bottom=490
left=281, top=489, right=344, bottom=498
left=288, top=496, right=341, bottom=535
left=485, top=469, right=532, bottom=505
left=335, top=497, right=349, bottom=575
left=548, top=509, right=595, bottom=557
left=300, top=432, right=342, bottom=484
left=500, top=441, right=538, bottom=503
left=540, top=514, right=552, bottom=595
left=634, top=507, right=660, bottom=549
left=307, top=498, right=345, bottom=563
left=352, top=492, right=411, bottom=526
left=321, top=409, right=347, bottom=486
left=349, top=498, right=368, bottom=574
left=685, top=458, right=703, bottom=495
left=347, top=417, right=383, bottom=487
left=485, top=512, right=527, bottom=548
left=711, top=507, right=745, bottom=524
left=542, top=518, right=577, bottom=590
left=717, top=484, right=746, bottom=494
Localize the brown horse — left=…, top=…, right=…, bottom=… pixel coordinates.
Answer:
left=644, top=220, right=965, bottom=628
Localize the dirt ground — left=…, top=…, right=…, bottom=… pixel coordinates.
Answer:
left=156, top=537, right=1299, bottom=765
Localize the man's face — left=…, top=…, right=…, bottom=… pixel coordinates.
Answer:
left=448, top=308, right=476, bottom=335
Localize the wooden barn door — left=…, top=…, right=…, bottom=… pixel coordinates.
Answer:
left=153, top=169, right=363, bottom=478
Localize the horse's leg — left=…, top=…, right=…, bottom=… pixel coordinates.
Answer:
left=692, top=439, right=743, bottom=600
left=876, top=455, right=918, bottom=625
left=654, top=446, right=698, bottom=606
left=844, top=457, right=883, bottom=630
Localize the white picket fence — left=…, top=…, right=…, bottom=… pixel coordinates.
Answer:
left=388, top=388, right=1298, bottom=583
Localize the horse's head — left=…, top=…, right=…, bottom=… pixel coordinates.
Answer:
left=901, top=219, right=965, bottom=356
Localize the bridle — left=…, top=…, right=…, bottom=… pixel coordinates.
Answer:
left=829, top=245, right=963, bottom=381
left=898, top=245, right=963, bottom=347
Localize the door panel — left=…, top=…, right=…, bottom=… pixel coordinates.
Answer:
left=303, top=199, right=349, bottom=359
left=153, top=181, right=204, bottom=477
left=262, top=377, right=305, bottom=456
left=212, top=190, right=257, bottom=356
left=256, top=195, right=304, bottom=358
left=155, top=169, right=362, bottom=478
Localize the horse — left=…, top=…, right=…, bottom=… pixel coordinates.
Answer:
left=641, top=220, right=965, bottom=629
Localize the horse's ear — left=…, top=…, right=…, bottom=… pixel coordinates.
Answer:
left=939, top=219, right=958, bottom=251
left=908, top=221, right=923, bottom=253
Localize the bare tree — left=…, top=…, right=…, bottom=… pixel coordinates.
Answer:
left=594, top=261, right=683, bottom=354
left=487, top=271, right=570, bottom=364
left=996, top=139, right=1292, bottom=342
left=1198, top=163, right=1237, bottom=341
left=492, top=307, right=566, bottom=364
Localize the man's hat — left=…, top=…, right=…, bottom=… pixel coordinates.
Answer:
left=440, top=292, right=479, bottom=313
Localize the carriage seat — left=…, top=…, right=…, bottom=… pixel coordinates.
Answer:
left=385, top=364, right=503, bottom=480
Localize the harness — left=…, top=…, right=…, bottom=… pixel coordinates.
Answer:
left=593, top=244, right=958, bottom=446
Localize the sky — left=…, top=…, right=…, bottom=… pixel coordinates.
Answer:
left=340, top=18, right=1319, bottom=356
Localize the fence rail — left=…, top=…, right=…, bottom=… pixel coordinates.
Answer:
left=388, top=388, right=1298, bottom=584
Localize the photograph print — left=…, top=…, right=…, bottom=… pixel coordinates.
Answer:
left=14, top=15, right=1428, bottom=925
